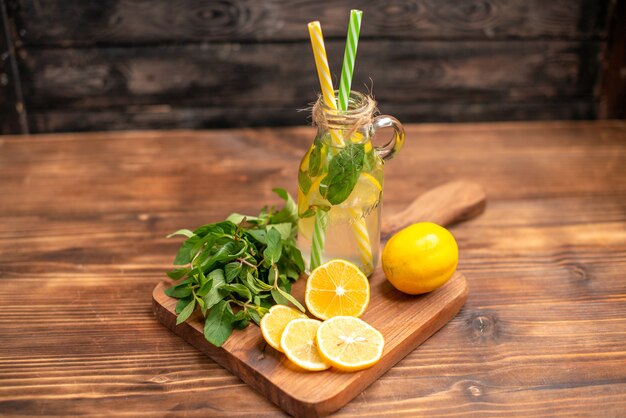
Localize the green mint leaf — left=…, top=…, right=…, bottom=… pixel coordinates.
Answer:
left=243, top=272, right=264, bottom=293
left=238, top=263, right=252, bottom=281
left=199, top=240, right=246, bottom=271
left=194, top=233, right=217, bottom=251
left=167, top=229, right=195, bottom=239
left=226, top=213, right=261, bottom=225
left=298, top=170, right=312, bottom=195
left=202, top=270, right=228, bottom=309
left=269, top=188, right=298, bottom=225
left=277, top=287, right=305, bottom=312
left=280, top=262, right=300, bottom=281
left=233, top=319, right=249, bottom=330
left=203, top=287, right=229, bottom=311
left=224, top=262, right=243, bottom=283
left=279, top=273, right=291, bottom=288
left=319, top=143, right=365, bottom=205
left=308, top=137, right=324, bottom=177
left=221, top=284, right=252, bottom=302
left=176, top=299, right=196, bottom=325
left=208, top=269, right=226, bottom=287
left=268, top=265, right=279, bottom=286
left=172, top=235, right=201, bottom=265
left=175, top=296, right=193, bottom=314
left=197, top=276, right=212, bottom=297
left=249, top=309, right=262, bottom=325
left=193, top=221, right=237, bottom=238
left=165, top=278, right=193, bottom=298
left=263, top=228, right=283, bottom=266
left=285, top=244, right=305, bottom=274
left=232, top=311, right=250, bottom=330
left=195, top=294, right=207, bottom=316
left=187, top=235, right=219, bottom=268
left=245, top=229, right=266, bottom=244
left=270, top=288, right=289, bottom=306
left=245, top=271, right=272, bottom=292
left=269, top=223, right=292, bottom=241
left=196, top=268, right=207, bottom=287
left=256, top=278, right=274, bottom=292
left=166, top=267, right=190, bottom=280
left=259, top=298, right=273, bottom=310
left=203, top=300, right=235, bottom=347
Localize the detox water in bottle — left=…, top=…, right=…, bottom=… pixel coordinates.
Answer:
left=296, top=90, right=404, bottom=276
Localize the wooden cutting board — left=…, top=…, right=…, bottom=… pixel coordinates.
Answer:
left=153, top=180, right=486, bottom=417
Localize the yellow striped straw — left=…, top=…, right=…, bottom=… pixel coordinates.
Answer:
left=307, top=21, right=344, bottom=147
left=348, top=207, right=373, bottom=275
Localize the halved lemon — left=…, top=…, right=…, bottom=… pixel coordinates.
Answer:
left=305, top=259, right=370, bottom=320
left=280, top=318, right=331, bottom=371
left=316, top=316, right=385, bottom=371
left=260, top=305, right=308, bottom=353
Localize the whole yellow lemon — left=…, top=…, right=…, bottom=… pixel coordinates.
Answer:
left=382, top=222, right=458, bottom=295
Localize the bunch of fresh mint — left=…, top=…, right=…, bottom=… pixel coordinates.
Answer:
left=165, top=188, right=305, bottom=347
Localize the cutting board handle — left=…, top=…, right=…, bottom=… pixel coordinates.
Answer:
left=382, top=180, right=486, bottom=237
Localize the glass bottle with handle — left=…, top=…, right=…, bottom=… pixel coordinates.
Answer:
left=297, top=90, right=405, bottom=276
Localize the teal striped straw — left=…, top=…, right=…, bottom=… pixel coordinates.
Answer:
left=310, top=210, right=328, bottom=270
left=338, top=10, right=363, bottom=111
left=337, top=10, right=373, bottom=274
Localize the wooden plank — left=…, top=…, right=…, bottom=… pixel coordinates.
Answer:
left=0, top=0, right=26, bottom=133
left=26, top=100, right=596, bottom=133
left=12, top=0, right=611, bottom=45
left=0, top=122, right=624, bottom=216
left=598, top=0, right=626, bottom=118
left=0, top=122, right=625, bottom=416
left=17, top=40, right=601, bottom=128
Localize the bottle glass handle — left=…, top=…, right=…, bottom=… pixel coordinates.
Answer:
left=372, top=115, right=405, bottom=161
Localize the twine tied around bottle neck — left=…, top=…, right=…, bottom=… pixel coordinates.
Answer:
left=312, top=93, right=378, bottom=139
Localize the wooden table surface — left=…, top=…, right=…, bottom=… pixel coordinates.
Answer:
left=1, top=121, right=625, bottom=417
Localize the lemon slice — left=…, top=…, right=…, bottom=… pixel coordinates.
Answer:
left=316, top=316, right=385, bottom=371
left=280, top=318, right=331, bottom=371
left=260, top=305, right=308, bottom=352
left=305, top=176, right=326, bottom=206
left=341, top=172, right=382, bottom=208
left=305, top=259, right=370, bottom=320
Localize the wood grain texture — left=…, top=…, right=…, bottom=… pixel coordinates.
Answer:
left=598, top=0, right=626, bottom=119
left=2, top=0, right=620, bottom=133
left=0, top=0, right=26, bottom=134
left=1, top=121, right=626, bottom=416
left=12, top=0, right=611, bottom=45
left=26, top=100, right=598, bottom=134
left=19, top=41, right=600, bottom=107
left=17, top=40, right=601, bottom=132
left=152, top=180, right=484, bottom=417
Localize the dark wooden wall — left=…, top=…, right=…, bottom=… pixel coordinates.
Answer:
left=0, top=0, right=623, bottom=134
